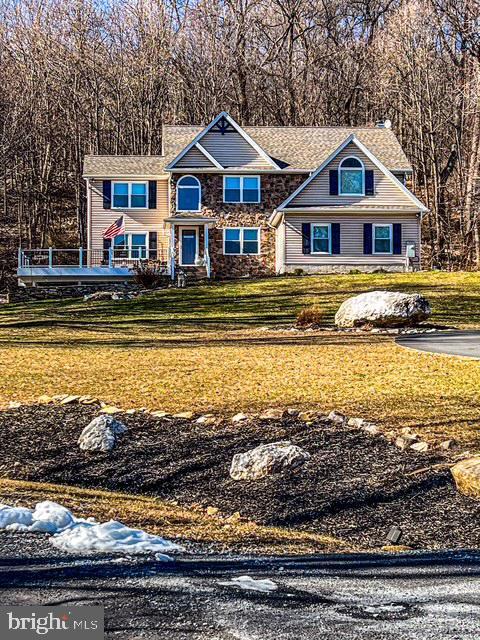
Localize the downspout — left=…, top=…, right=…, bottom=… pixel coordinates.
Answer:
left=84, top=177, right=92, bottom=267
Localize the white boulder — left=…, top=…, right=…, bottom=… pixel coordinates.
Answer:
left=335, top=291, right=431, bottom=328
left=230, top=441, right=310, bottom=480
left=78, top=415, right=127, bottom=452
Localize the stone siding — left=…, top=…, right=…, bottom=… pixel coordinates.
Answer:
left=171, top=173, right=306, bottom=278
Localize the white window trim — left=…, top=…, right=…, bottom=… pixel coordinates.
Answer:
left=223, top=227, right=261, bottom=256
left=177, top=175, right=201, bottom=212
left=179, top=226, right=199, bottom=266
left=339, top=156, right=365, bottom=196
left=311, top=223, right=332, bottom=255
left=373, top=223, right=393, bottom=255
left=223, top=176, right=261, bottom=204
left=111, top=232, right=149, bottom=260
left=112, top=181, right=148, bottom=210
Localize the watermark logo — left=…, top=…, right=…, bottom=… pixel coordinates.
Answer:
left=0, top=607, right=104, bottom=639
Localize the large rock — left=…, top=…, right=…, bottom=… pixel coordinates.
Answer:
left=451, top=457, right=480, bottom=499
left=230, top=441, right=310, bottom=480
left=78, top=415, right=127, bottom=452
left=335, top=291, right=431, bottom=328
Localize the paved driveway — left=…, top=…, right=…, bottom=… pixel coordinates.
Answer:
left=396, top=330, right=480, bottom=359
left=1, top=533, right=480, bottom=639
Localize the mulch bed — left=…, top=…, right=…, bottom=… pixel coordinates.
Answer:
left=0, top=403, right=479, bottom=550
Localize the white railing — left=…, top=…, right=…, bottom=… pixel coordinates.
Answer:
left=18, top=247, right=169, bottom=269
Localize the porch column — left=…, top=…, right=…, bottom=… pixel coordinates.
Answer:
left=169, top=224, right=176, bottom=280
left=204, top=224, right=211, bottom=278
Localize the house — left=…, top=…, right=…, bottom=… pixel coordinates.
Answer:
left=17, top=112, right=427, bottom=286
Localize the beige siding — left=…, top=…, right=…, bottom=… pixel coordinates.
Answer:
left=285, top=212, right=420, bottom=266
left=89, top=178, right=170, bottom=254
left=176, top=146, right=214, bottom=168
left=200, top=129, right=272, bottom=169
left=289, top=142, right=417, bottom=209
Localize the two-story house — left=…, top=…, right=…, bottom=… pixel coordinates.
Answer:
left=17, top=112, right=427, bottom=285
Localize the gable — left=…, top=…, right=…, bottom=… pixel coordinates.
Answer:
left=199, top=128, right=272, bottom=169
left=175, top=146, right=216, bottom=168
left=166, top=112, right=279, bottom=171
left=284, top=140, right=423, bottom=211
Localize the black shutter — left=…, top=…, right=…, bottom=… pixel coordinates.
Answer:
left=331, top=223, right=340, bottom=254
left=363, top=223, right=373, bottom=254
left=365, top=170, right=374, bottom=196
left=103, top=238, right=110, bottom=264
left=393, top=223, right=402, bottom=254
left=302, top=223, right=311, bottom=255
left=148, top=231, right=158, bottom=260
left=103, top=180, right=112, bottom=209
left=148, top=180, right=157, bottom=209
left=329, top=170, right=339, bottom=196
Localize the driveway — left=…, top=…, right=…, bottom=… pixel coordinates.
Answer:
left=1, top=533, right=480, bottom=639
left=396, top=330, right=480, bottom=359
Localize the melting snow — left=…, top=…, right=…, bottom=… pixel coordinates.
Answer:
left=0, top=500, right=182, bottom=558
left=219, top=575, right=278, bottom=592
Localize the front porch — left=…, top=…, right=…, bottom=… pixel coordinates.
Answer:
left=166, top=216, right=215, bottom=280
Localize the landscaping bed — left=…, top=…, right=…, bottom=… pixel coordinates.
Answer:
left=1, top=403, right=479, bottom=551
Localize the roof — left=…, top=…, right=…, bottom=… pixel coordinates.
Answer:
left=83, top=155, right=168, bottom=178
left=163, top=124, right=412, bottom=172
left=83, top=122, right=412, bottom=177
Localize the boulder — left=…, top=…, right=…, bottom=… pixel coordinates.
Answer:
left=259, top=408, right=286, bottom=420
left=335, top=291, right=431, bottom=328
left=230, top=441, right=310, bottom=480
left=328, top=410, right=346, bottom=425
left=232, top=412, right=248, bottom=424
left=451, top=457, right=480, bottom=499
left=78, top=415, right=127, bottom=452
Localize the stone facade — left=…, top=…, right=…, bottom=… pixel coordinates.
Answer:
left=171, top=173, right=306, bottom=278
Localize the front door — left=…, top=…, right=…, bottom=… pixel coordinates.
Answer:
left=180, top=228, right=197, bottom=266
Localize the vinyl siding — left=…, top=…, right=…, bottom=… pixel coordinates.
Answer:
left=176, top=146, right=215, bottom=168
left=284, top=213, right=420, bottom=266
left=89, top=178, right=170, bottom=253
left=199, top=129, right=272, bottom=169
left=288, top=142, right=417, bottom=209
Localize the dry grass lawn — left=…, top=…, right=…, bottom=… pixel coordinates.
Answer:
left=1, top=271, right=480, bottom=444
left=0, top=478, right=344, bottom=554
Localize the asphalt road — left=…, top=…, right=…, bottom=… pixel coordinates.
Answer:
left=396, top=330, right=480, bottom=359
left=1, top=533, right=480, bottom=639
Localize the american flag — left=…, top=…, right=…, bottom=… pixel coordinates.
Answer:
left=103, top=216, right=125, bottom=240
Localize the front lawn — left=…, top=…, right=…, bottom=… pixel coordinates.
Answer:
left=1, top=271, right=480, bottom=444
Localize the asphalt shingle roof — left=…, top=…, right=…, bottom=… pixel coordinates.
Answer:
left=83, top=124, right=412, bottom=177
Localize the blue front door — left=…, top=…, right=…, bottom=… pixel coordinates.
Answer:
left=181, top=229, right=197, bottom=265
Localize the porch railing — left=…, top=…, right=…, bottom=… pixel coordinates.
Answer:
left=18, top=247, right=169, bottom=269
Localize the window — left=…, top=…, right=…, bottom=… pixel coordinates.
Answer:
left=339, top=157, right=364, bottom=195
left=373, top=224, right=392, bottom=254
left=224, top=176, right=260, bottom=203
left=112, top=182, right=147, bottom=209
left=112, top=233, right=147, bottom=259
left=223, top=228, right=260, bottom=255
left=311, top=224, right=331, bottom=254
left=177, top=175, right=201, bottom=211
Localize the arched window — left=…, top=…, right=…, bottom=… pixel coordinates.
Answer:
left=339, top=157, right=364, bottom=195
left=177, top=175, right=201, bottom=211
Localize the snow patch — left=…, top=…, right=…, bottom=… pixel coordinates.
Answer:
left=0, top=501, right=182, bottom=558
left=219, top=575, right=278, bottom=592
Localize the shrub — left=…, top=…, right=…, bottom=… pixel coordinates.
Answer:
left=293, top=268, right=305, bottom=276
left=348, top=269, right=361, bottom=275
left=133, top=261, right=168, bottom=289
left=296, top=305, right=325, bottom=328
